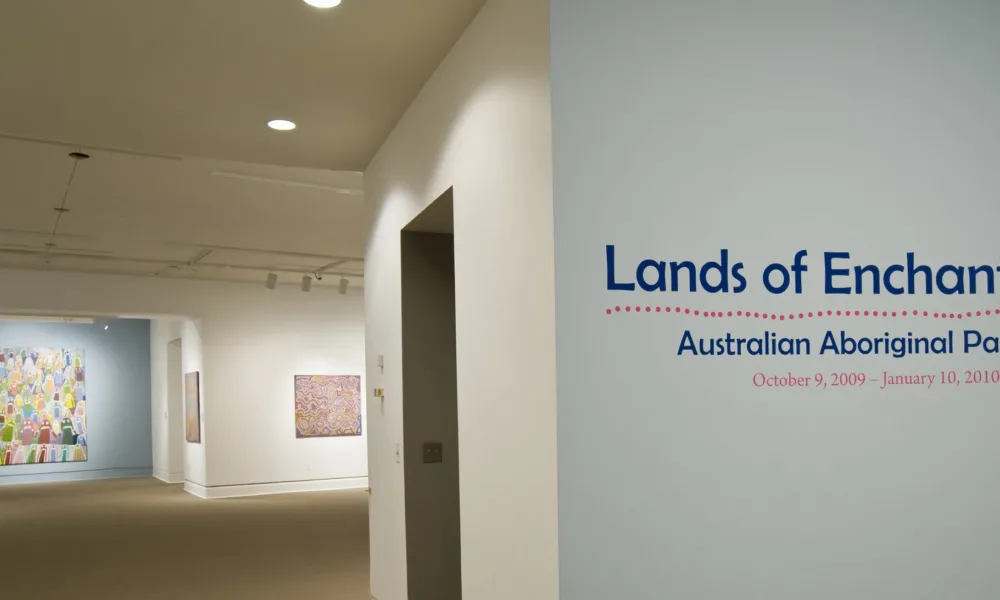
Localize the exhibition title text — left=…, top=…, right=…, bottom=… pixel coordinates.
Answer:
left=606, top=246, right=1000, bottom=295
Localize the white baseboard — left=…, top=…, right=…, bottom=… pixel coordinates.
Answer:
left=0, top=467, right=151, bottom=487
left=184, top=481, right=209, bottom=498
left=184, top=477, right=368, bottom=500
left=153, top=472, right=184, bottom=484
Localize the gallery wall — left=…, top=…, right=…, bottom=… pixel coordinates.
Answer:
left=150, top=318, right=204, bottom=485
left=550, top=1, right=1000, bottom=598
left=363, top=0, right=558, bottom=598
left=197, top=290, right=366, bottom=496
left=0, top=317, right=152, bottom=485
left=0, top=268, right=367, bottom=498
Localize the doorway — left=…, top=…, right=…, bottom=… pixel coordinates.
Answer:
left=166, top=338, right=185, bottom=481
left=400, top=189, right=461, bottom=600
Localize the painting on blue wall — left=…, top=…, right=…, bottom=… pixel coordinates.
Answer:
left=0, top=348, right=87, bottom=466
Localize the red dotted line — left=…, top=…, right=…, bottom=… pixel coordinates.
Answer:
left=605, top=306, right=1000, bottom=321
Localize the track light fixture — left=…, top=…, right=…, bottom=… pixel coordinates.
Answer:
left=265, top=273, right=278, bottom=289
left=338, top=277, right=349, bottom=295
left=301, top=275, right=312, bottom=292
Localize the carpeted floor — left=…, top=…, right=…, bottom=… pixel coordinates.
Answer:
left=0, top=478, right=370, bottom=599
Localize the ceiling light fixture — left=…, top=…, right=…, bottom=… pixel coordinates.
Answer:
left=265, top=273, right=278, bottom=289
left=338, top=277, right=349, bottom=295
left=267, top=119, right=296, bottom=131
left=301, top=275, right=312, bottom=292
left=304, top=0, right=342, bottom=8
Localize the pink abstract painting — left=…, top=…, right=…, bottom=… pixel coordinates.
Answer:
left=294, top=375, right=362, bottom=438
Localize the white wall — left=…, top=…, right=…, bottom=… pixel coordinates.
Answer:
left=150, top=319, right=182, bottom=482
left=550, top=1, right=1000, bottom=599
left=0, top=268, right=367, bottom=496
left=201, top=292, right=367, bottom=491
left=150, top=318, right=205, bottom=486
left=166, top=338, right=183, bottom=477
left=363, top=1, right=558, bottom=598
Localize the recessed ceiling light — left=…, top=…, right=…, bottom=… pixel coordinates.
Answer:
left=304, top=0, right=341, bottom=8
left=267, top=119, right=296, bottom=131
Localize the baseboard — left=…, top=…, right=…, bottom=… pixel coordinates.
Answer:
left=184, top=480, right=209, bottom=498
left=184, top=476, right=368, bottom=500
left=0, top=467, right=152, bottom=487
left=153, top=472, right=184, bottom=484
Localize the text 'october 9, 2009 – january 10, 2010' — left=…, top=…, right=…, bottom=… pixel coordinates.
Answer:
left=603, top=245, right=1000, bottom=391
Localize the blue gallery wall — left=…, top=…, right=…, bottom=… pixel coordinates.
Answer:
left=0, top=318, right=151, bottom=485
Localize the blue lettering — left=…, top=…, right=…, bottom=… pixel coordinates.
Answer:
left=699, top=249, right=730, bottom=293
left=965, top=330, right=982, bottom=352
left=732, top=263, right=747, bottom=293
left=763, top=263, right=790, bottom=294
left=606, top=245, right=635, bottom=291
left=936, top=265, right=965, bottom=295
left=883, top=264, right=904, bottom=295
left=825, top=252, right=851, bottom=294
left=677, top=330, right=696, bottom=355
left=907, top=253, right=932, bottom=294
left=637, top=260, right=667, bottom=292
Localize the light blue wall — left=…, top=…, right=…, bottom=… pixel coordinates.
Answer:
left=0, top=318, right=151, bottom=485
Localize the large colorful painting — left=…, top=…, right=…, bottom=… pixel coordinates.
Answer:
left=185, top=371, right=201, bottom=443
left=0, top=348, right=87, bottom=466
left=294, top=375, right=362, bottom=438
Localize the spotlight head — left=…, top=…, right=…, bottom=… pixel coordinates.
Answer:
left=337, top=277, right=349, bottom=295
left=301, top=275, right=312, bottom=292
left=265, top=273, right=278, bottom=290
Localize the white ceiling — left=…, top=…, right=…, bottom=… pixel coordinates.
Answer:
left=0, top=0, right=487, bottom=287
left=0, top=136, right=366, bottom=288
left=0, top=0, right=486, bottom=170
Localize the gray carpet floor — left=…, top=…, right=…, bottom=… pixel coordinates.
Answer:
left=0, top=478, right=370, bottom=599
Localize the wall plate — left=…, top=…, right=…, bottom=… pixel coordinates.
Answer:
left=422, top=442, right=443, bottom=464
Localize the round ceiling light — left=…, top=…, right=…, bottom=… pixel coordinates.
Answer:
left=267, top=119, right=296, bottom=131
left=303, top=0, right=342, bottom=7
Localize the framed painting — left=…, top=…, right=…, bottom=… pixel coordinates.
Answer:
left=185, top=371, right=201, bottom=443
left=1, top=348, right=88, bottom=466
left=294, top=375, right=362, bottom=438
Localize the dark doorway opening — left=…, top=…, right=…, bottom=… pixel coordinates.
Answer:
left=400, top=188, right=461, bottom=600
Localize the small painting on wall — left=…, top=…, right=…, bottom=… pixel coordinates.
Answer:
left=185, top=371, right=201, bottom=443
left=294, top=375, right=362, bottom=438
left=1, top=348, right=88, bottom=467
